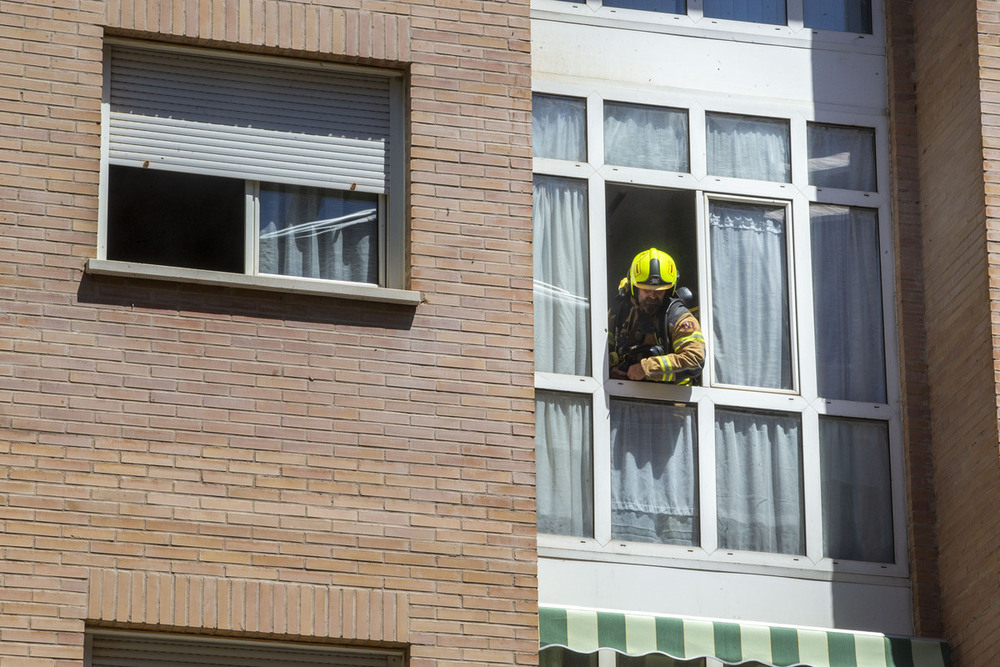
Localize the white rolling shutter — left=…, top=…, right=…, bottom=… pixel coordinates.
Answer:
left=107, top=45, right=392, bottom=194
left=88, top=630, right=403, bottom=667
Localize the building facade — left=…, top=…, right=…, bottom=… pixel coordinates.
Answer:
left=0, top=0, right=536, bottom=665
left=4, top=0, right=1000, bottom=666
left=532, top=0, right=1000, bottom=666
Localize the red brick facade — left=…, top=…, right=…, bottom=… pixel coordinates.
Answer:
left=885, top=0, right=942, bottom=641
left=899, top=0, right=1000, bottom=663
left=0, top=1, right=536, bottom=665
left=11, top=0, right=1000, bottom=665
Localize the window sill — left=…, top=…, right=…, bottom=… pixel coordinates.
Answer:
left=86, top=259, right=422, bottom=306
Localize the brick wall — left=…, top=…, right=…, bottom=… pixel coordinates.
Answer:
left=0, top=1, right=536, bottom=665
left=911, top=0, right=1000, bottom=664
left=884, top=0, right=943, bottom=640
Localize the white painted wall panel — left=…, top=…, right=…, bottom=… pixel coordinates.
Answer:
left=539, top=557, right=914, bottom=635
left=532, top=19, right=886, bottom=116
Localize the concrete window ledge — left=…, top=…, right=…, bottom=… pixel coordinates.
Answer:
left=86, top=259, right=422, bottom=307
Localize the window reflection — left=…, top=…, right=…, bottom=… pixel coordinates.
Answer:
left=703, top=0, right=786, bottom=26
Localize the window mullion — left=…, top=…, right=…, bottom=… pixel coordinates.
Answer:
left=787, top=0, right=804, bottom=30
left=698, top=396, right=718, bottom=555
left=689, top=104, right=707, bottom=180
left=697, top=191, right=714, bottom=388
left=246, top=181, right=258, bottom=276
left=589, top=167, right=613, bottom=546
left=593, top=388, right=613, bottom=546
left=588, top=172, right=609, bottom=383
left=801, top=406, right=824, bottom=564
left=587, top=91, right=604, bottom=168
left=786, top=199, right=801, bottom=395
left=791, top=195, right=818, bottom=403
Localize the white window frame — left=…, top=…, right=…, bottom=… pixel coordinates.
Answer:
left=90, top=39, right=418, bottom=307
left=531, top=0, right=887, bottom=49
left=532, top=78, right=906, bottom=581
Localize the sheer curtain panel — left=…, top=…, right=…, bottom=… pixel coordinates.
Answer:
left=710, top=200, right=792, bottom=389
left=807, top=123, right=876, bottom=191
left=716, top=409, right=803, bottom=554
left=258, top=184, right=378, bottom=284
left=536, top=391, right=594, bottom=537
left=707, top=113, right=791, bottom=182
left=705, top=113, right=792, bottom=183
left=820, top=417, right=893, bottom=562
left=534, top=176, right=592, bottom=376
left=533, top=94, right=587, bottom=162
left=610, top=399, right=698, bottom=546
left=604, top=101, right=689, bottom=172
left=811, top=204, right=886, bottom=403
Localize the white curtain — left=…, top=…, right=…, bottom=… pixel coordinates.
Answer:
left=707, top=113, right=790, bottom=182
left=703, top=1, right=786, bottom=26
left=610, top=400, right=698, bottom=546
left=710, top=201, right=792, bottom=389
left=807, top=123, right=877, bottom=191
left=716, top=409, right=803, bottom=554
left=811, top=204, right=886, bottom=403
left=258, top=185, right=377, bottom=283
left=534, top=175, right=591, bottom=376
left=536, top=391, right=593, bottom=537
left=604, top=101, right=689, bottom=172
left=803, top=0, right=871, bottom=33
left=533, top=94, right=587, bottom=162
left=820, top=417, right=893, bottom=562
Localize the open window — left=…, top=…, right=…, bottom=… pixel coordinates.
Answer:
left=96, top=42, right=408, bottom=297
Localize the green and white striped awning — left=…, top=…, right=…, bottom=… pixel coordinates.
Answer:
left=539, top=607, right=952, bottom=667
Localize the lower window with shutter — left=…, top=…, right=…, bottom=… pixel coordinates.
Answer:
left=86, top=629, right=405, bottom=667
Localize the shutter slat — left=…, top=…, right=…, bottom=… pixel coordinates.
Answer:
left=90, top=632, right=396, bottom=667
left=108, top=45, right=391, bottom=192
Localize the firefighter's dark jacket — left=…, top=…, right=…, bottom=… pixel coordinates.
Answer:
left=608, top=281, right=706, bottom=384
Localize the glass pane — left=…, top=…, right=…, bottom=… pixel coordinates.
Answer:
left=540, top=647, right=598, bottom=667
left=534, top=175, right=592, bottom=376
left=807, top=123, right=877, bottom=191
left=707, top=113, right=791, bottom=182
left=820, top=417, right=893, bottom=562
left=804, top=0, right=872, bottom=33
left=534, top=94, right=587, bottom=162
left=107, top=165, right=245, bottom=273
left=258, top=184, right=378, bottom=283
left=604, top=101, right=689, bottom=172
left=605, top=0, right=686, bottom=15
left=703, top=0, right=786, bottom=25
left=710, top=201, right=792, bottom=390
left=536, top=391, right=594, bottom=538
left=610, top=399, right=698, bottom=546
left=716, top=409, right=803, bottom=554
left=619, top=655, right=710, bottom=667
left=811, top=204, right=886, bottom=402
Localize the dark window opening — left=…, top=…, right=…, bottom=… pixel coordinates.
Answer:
left=605, top=183, right=698, bottom=309
left=107, top=165, right=245, bottom=273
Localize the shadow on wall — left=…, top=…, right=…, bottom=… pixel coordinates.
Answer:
left=77, top=272, right=418, bottom=330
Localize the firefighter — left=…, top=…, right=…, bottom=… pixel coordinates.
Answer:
left=608, top=248, right=705, bottom=384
